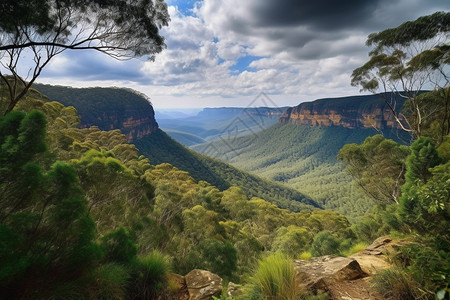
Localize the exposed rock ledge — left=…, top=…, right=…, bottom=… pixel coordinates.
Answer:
left=165, top=237, right=403, bottom=300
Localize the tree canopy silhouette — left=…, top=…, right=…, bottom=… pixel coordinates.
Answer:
left=0, top=0, right=170, bottom=114
left=351, top=12, right=450, bottom=139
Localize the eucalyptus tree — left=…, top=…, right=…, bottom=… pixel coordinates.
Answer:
left=351, top=12, right=450, bottom=139
left=0, top=0, right=170, bottom=114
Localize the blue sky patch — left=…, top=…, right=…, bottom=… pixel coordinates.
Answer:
left=167, top=0, right=198, bottom=16
left=230, top=55, right=263, bottom=73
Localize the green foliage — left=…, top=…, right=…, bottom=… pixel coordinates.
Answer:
left=86, top=263, right=131, bottom=300
left=135, top=129, right=319, bottom=212
left=391, top=240, right=450, bottom=298
left=371, top=268, right=421, bottom=300
left=242, top=253, right=302, bottom=300
left=352, top=12, right=450, bottom=139
left=398, top=137, right=445, bottom=232
left=272, top=225, right=312, bottom=258
left=0, top=111, right=100, bottom=298
left=351, top=210, right=388, bottom=243
left=366, top=12, right=450, bottom=55
left=194, top=122, right=407, bottom=220
left=402, top=89, right=450, bottom=144
left=101, top=228, right=138, bottom=264
left=338, top=134, right=410, bottom=204
left=183, top=239, right=238, bottom=280
left=310, top=231, right=341, bottom=257
left=342, top=242, right=368, bottom=257
left=128, top=250, right=171, bottom=300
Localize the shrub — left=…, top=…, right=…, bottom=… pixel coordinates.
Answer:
left=342, top=242, right=368, bottom=257
left=310, top=231, right=341, bottom=257
left=101, top=227, right=137, bottom=264
left=371, top=268, right=421, bottom=300
left=242, top=253, right=302, bottom=300
left=87, top=263, right=130, bottom=300
left=128, top=250, right=171, bottom=299
left=299, top=251, right=312, bottom=260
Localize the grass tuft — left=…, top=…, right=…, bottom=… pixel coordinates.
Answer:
left=242, top=253, right=303, bottom=300
left=342, top=242, right=368, bottom=257
left=371, top=268, right=421, bottom=300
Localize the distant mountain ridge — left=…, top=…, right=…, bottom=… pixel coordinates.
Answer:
left=280, top=93, right=406, bottom=130
left=158, top=106, right=288, bottom=146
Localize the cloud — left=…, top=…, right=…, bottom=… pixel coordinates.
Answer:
left=36, top=0, right=450, bottom=109
left=42, top=50, right=146, bottom=82
left=197, top=0, right=450, bottom=60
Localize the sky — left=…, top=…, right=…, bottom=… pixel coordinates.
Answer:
left=36, top=0, right=450, bottom=109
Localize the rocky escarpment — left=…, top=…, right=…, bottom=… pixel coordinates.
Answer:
left=77, top=104, right=158, bottom=142
left=33, top=84, right=159, bottom=142
left=172, top=237, right=403, bottom=300
left=280, top=93, right=406, bottom=130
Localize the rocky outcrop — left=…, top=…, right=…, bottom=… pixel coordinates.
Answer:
left=166, top=238, right=404, bottom=300
left=185, top=269, right=223, bottom=300
left=32, top=84, right=159, bottom=142
left=293, top=255, right=384, bottom=299
left=280, top=93, right=406, bottom=130
left=78, top=107, right=159, bottom=142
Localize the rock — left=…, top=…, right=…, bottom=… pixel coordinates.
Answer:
left=364, top=236, right=392, bottom=253
left=160, top=273, right=189, bottom=300
left=326, top=277, right=385, bottom=300
left=185, top=269, right=223, bottom=300
left=279, top=94, right=406, bottom=130
left=294, top=256, right=387, bottom=299
left=349, top=236, right=405, bottom=276
left=226, top=282, right=243, bottom=298
left=294, top=255, right=367, bottom=291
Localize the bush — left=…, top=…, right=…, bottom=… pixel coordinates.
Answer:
left=299, top=251, right=312, bottom=260
left=310, top=231, right=341, bottom=257
left=128, top=250, right=171, bottom=299
left=242, top=253, right=302, bottom=300
left=181, top=239, right=238, bottom=280
left=101, top=227, right=137, bottom=264
left=342, top=242, right=368, bottom=257
left=371, top=268, right=421, bottom=300
left=87, top=263, right=130, bottom=300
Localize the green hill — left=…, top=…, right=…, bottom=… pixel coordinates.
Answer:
left=164, top=129, right=206, bottom=146
left=31, top=83, right=318, bottom=211
left=193, top=123, right=408, bottom=221
left=134, top=129, right=320, bottom=211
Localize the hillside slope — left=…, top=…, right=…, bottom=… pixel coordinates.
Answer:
left=134, top=129, right=320, bottom=211
left=193, top=94, right=411, bottom=220
left=34, top=83, right=318, bottom=211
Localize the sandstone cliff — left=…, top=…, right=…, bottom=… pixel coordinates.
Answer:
left=280, top=94, right=406, bottom=130
left=33, top=84, right=159, bottom=142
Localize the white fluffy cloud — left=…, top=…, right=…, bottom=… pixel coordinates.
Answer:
left=38, top=0, right=450, bottom=108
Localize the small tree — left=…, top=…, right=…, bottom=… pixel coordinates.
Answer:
left=351, top=12, right=450, bottom=139
left=0, top=0, right=170, bottom=115
left=337, top=135, right=410, bottom=204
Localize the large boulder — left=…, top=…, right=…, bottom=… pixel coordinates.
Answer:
left=294, top=255, right=366, bottom=291
left=294, top=256, right=385, bottom=300
left=185, top=269, right=223, bottom=300
left=350, top=236, right=405, bottom=276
